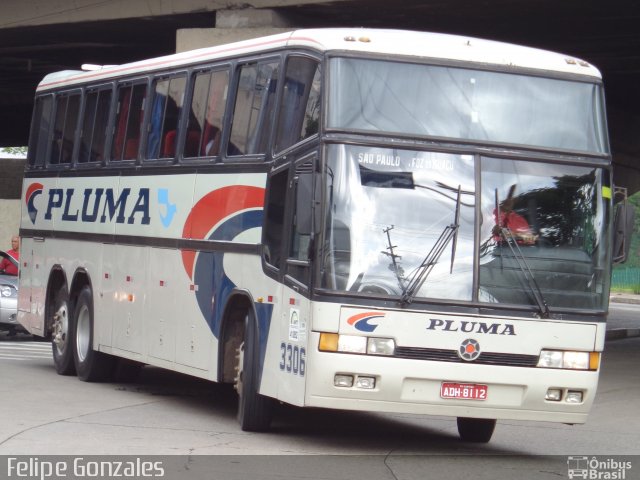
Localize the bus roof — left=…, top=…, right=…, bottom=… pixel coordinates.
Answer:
left=36, top=28, right=601, bottom=92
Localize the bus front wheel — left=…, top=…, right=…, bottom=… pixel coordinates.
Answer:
left=235, top=310, right=274, bottom=431
left=456, top=417, right=496, bottom=443
left=73, top=286, right=115, bottom=382
left=51, top=287, right=75, bottom=376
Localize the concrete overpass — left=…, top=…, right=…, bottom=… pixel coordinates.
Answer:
left=2, top=0, right=640, bottom=192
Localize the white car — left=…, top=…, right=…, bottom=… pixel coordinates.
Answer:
left=0, top=251, right=21, bottom=336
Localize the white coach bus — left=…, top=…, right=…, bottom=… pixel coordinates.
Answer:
left=19, top=29, right=615, bottom=442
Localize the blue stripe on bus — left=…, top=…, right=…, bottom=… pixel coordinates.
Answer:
left=192, top=209, right=267, bottom=339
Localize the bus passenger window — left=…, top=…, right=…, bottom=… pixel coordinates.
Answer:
left=263, top=167, right=289, bottom=269
left=79, top=88, right=112, bottom=163
left=228, top=61, right=280, bottom=156
left=111, top=83, right=147, bottom=161
left=275, top=57, right=321, bottom=153
left=50, top=93, right=80, bottom=165
left=185, top=69, right=229, bottom=158
left=28, top=95, right=53, bottom=167
left=147, top=74, right=186, bottom=160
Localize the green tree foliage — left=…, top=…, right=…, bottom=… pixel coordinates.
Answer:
left=0, top=146, right=28, bottom=156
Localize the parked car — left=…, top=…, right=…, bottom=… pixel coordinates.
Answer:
left=0, top=250, right=22, bottom=336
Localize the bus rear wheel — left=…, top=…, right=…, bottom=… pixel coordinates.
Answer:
left=456, top=417, right=496, bottom=443
left=235, top=310, right=274, bottom=432
left=51, top=287, right=75, bottom=376
left=73, top=286, right=115, bottom=382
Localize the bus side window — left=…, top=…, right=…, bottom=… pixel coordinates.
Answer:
left=27, top=95, right=53, bottom=168
left=263, top=166, right=289, bottom=270
left=50, top=92, right=80, bottom=165
left=228, top=61, right=280, bottom=156
left=79, top=88, right=112, bottom=163
left=146, top=74, right=186, bottom=160
left=111, top=83, right=147, bottom=161
left=185, top=68, right=229, bottom=158
left=275, top=57, right=321, bottom=153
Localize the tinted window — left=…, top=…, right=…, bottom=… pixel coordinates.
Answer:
left=28, top=95, right=53, bottom=167
left=275, top=57, right=321, bottom=152
left=228, top=61, right=279, bottom=156
left=79, top=88, right=112, bottom=163
left=263, top=167, right=289, bottom=269
left=146, top=74, right=187, bottom=160
left=50, top=93, right=80, bottom=165
left=185, top=69, right=229, bottom=158
left=111, top=83, right=147, bottom=161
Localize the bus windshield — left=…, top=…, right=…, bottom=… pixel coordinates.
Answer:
left=328, top=57, right=608, bottom=154
left=320, top=144, right=611, bottom=311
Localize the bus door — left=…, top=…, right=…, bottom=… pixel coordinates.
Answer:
left=281, top=153, right=318, bottom=404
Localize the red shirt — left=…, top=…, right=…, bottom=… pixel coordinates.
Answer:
left=0, top=248, right=19, bottom=275
left=494, top=211, right=536, bottom=245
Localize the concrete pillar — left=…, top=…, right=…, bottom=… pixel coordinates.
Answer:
left=0, top=158, right=24, bottom=247
left=176, top=8, right=295, bottom=53
left=0, top=200, right=21, bottom=249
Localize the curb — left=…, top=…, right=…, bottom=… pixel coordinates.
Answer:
left=610, top=295, right=640, bottom=305
left=605, top=328, right=640, bottom=341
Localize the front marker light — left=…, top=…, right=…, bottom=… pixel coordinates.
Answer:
left=319, top=333, right=339, bottom=352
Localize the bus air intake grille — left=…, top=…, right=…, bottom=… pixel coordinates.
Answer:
left=393, top=346, right=539, bottom=367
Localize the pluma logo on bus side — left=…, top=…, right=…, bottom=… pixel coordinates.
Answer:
left=26, top=185, right=153, bottom=226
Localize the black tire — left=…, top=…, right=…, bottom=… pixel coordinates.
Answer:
left=456, top=417, right=497, bottom=443
left=236, top=309, right=274, bottom=431
left=73, top=286, right=115, bottom=382
left=51, top=287, right=75, bottom=376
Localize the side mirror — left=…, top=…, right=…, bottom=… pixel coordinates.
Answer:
left=613, top=187, right=635, bottom=264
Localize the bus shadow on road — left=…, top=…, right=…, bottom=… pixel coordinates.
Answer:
left=116, top=365, right=525, bottom=455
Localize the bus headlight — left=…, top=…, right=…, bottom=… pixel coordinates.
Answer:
left=319, top=333, right=395, bottom=356
left=537, top=350, right=599, bottom=371
left=338, top=335, right=367, bottom=354
left=367, top=337, right=395, bottom=356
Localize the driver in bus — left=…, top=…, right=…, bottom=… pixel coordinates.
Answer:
left=493, top=186, right=538, bottom=246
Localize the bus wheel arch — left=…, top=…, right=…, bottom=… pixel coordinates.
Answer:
left=219, top=292, right=252, bottom=384
left=46, top=267, right=75, bottom=375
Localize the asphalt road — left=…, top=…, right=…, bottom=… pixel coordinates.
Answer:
left=0, top=308, right=638, bottom=480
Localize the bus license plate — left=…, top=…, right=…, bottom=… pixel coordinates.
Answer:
left=440, top=382, right=488, bottom=401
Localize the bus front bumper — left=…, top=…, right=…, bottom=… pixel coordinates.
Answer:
left=304, top=333, right=598, bottom=424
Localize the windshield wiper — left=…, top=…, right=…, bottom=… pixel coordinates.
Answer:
left=494, top=189, right=550, bottom=318
left=400, top=186, right=461, bottom=305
